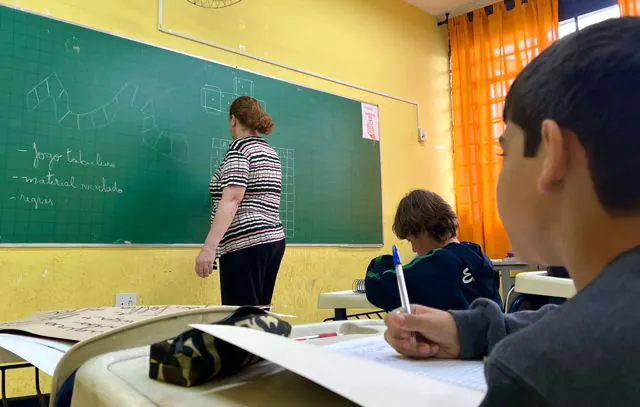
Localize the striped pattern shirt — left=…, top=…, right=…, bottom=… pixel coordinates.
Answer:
left=210, top=136, right=285, bottom=256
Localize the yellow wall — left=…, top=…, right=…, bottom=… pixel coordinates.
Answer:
left=0, top=0, right=451, bottom=395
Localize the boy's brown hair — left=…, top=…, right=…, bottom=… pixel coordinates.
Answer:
left=392, top=190, right=458, bottom=243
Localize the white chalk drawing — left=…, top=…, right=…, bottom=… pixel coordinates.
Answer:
left=234, top=77, right=253, bottom=96
left=210, top=138, right=232, bottom=176
left=210, top=138, right=295, bottom=238
left=26, top=74, right=189, bottom=163
left=201, top=77, right=266, bottom=114
left=278, top=147, right=296, bottom=239
left=64, top=35, right=80, bottom=54
left=186, top=0, right=243, bottom=8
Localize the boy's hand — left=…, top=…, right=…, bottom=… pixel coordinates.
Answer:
left=384, top=304, right=461, bottom=359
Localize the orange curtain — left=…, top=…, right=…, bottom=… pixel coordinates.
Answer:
left=620, top=0, right=640, bottom=15
left=449, top=0, right=558, bottom=258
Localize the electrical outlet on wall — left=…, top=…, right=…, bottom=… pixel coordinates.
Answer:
left=116, top=293, right=137, bottom=308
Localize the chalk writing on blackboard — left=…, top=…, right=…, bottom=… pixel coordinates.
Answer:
left=31, top=142, right=117, bottom=171
left=10, top=194, right=54, bottom=209
left=9, top=140, right=123, bottom=210
left=200, top=77, right=267, bottom=115
left=16, top=173, right=123, bottom=194
left=27, top=74, right=190, bottom=163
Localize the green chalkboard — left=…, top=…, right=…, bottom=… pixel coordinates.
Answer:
left=0, top=6, right=383, bottom=245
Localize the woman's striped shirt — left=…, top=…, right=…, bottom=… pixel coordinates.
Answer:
left=209, top=136, right=285, bottom=256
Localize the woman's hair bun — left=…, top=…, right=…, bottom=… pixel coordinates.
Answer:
left=229, top=96, right=275, bottom=135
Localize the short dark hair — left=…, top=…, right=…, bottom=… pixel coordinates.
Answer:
left=392, top=190, right=458, bottom=243
left=504, top=17, right=640, bottom=216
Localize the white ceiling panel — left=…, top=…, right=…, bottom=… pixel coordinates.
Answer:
left=403, top=0, right=498, bottom=17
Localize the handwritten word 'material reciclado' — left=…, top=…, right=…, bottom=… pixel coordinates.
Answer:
left=19, top=172, right=124, bottom=193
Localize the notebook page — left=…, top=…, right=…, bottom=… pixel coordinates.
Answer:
left=192, top=324, right=484, bottom=407
left=328, top=335, right=487, bottom=392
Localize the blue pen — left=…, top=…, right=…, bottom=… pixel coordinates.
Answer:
left=392, top=245, right=412, bottom=315
left=393, top=245, right=416, bottom=344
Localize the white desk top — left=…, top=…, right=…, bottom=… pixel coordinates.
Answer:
left=0, top=346, right=23, bottom=364
left=317, top=290, right=375, bottom=310
left=74, top=347, right=356, bottom=407
left=71, top=320, right=386, bottom=407
left=491, top=258, right=546, bottom=269
left=314, top=260, right=543, bottom=312
left=514, top=271, right=576, bottom=298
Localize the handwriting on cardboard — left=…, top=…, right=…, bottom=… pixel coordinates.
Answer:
left=0, top=305, right=217, bottom=342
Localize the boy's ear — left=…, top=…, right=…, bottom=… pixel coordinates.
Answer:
left=538, top=119, right=569, bottom=194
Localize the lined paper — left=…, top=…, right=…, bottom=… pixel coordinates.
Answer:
left=329, top=335, right=487, bottom=392
left=191, top=325, right=484, bottom=407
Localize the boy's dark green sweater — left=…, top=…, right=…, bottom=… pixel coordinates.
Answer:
left=364, top=242, right=503, bottom=312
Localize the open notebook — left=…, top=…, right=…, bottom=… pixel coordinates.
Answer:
left=328, top=335, right=486, bottom=392
left=191, top=324, right=485, bottom=407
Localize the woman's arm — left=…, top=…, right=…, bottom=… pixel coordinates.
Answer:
left=204, top=185, right=246, bottom=250
left=195, top=185, right=246, bottom=277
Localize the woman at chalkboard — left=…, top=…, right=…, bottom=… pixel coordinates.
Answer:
left=194, top=96, right=285, bottom=307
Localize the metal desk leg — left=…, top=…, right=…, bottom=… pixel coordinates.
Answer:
left=500, top=268, right=513, bottom=301
left=334, top=308, right=347, bottom=321
left=34, top=367, right=46, bottom=407
left=504, top=286, right=517, bottom=313
left=1, top=363, right=37, bottom=407
left=0, top=363, right=48, bottom=407
left=2, top=366, right=7, bottom=407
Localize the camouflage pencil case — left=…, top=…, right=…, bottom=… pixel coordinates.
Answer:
left=149, top=306, right=292, bottom=387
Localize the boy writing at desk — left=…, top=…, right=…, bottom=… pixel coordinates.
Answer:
left=384, top=18, right=640, bottom=406
left=364, top=189, right=502, bottom=311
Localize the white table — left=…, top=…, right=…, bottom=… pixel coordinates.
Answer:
left=0, top=347, right=22, bottom=365
left=0, top=336, right=70, bottom=406
left=514, top=271, right=576, bottom=298
left=317, top=290, right=377, bottom=320
left=505, top=271, right=576, bottom=312
left=317, top=259, right=546, bottom=319
left=491, top=258, right=547, bottom=299
left=71, top=320, right=387, bottom=407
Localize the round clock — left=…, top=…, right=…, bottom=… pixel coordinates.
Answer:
left=186, top=0, right=244, bottom=8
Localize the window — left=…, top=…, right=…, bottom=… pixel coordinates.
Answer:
left=559, top=5, right=621, bottom=38
left=448, top=2, right=623, bottom=142
left=558, top=18, right=577, bottom=38
left=486, top=4, right=622, bottom=138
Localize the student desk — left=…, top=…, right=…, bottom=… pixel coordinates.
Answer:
left=0, top=346, right=49, bottom=406
left=0, top=347, right=22, bottom=365
left=317, top=259, right=545, bottom=319
left=504, top=271, right=576, bottom=312
left=513, top=271, right=576, bottom=298
left=491, top=259, right=547, bottom=299
left=70, top=320, right=387, bottom=407
left=317, top=291, right=377, bottom=321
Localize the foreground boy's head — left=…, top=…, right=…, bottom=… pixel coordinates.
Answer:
left=393, top=190, right=458, bottom=256
left=498, top=17, right=640, bottom=286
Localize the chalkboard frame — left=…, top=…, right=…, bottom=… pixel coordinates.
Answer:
left=0, top=3, right=385, bottom=248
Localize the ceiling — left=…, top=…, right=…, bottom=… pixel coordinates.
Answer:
left=402, top=0, right=498, bottom=17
